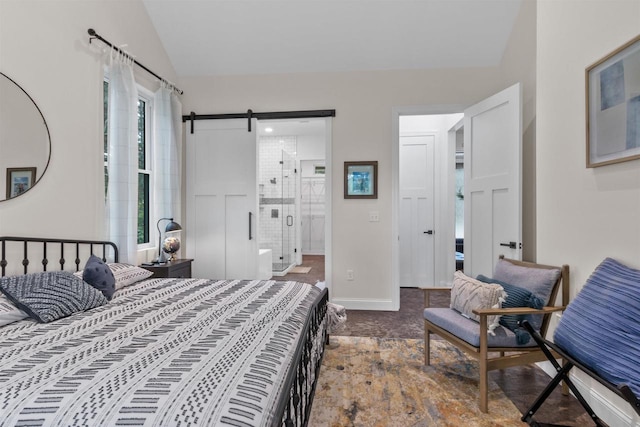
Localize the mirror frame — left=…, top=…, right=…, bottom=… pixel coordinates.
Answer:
left=0, top=72, right=51, bottom=202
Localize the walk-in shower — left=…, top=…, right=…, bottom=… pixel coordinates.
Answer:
left=258, top=136, right=297, bottom=274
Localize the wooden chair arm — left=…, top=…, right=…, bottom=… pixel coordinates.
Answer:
left=420, top=287, right=451, bottom=308
left=419, top=287, right=452, bottom=293
left=472, top=305, right=566, bottom=316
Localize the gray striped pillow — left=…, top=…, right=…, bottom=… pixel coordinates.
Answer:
left=108, top=263, right=153, bottom=290
left=0, top=271, right=108, bottom=323
left=0, top=294, right=28, bottom=326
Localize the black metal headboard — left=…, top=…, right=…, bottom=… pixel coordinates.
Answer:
left=0, top=237, right=119, bottom=277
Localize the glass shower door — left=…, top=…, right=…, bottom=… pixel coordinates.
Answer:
left=281, top=149, right=296, bottom=271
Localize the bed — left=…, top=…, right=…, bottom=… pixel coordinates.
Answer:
left=0, top=236, right=328, bottom=427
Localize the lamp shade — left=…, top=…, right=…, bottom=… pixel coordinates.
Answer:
left=165, top=220, right=182, bottom=233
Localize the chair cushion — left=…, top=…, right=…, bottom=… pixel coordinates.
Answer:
left=450, top=271, right=506, bottom=333
left=554, top=258, right=640, bottom=398
left=477, top=274, right=545, bottom=344
left=493, top=259, right=561, bottom=330
left=424, top=307, right=538, bottom=348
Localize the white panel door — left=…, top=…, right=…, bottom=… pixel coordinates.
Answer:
left=186, top=119, right=258, bottom=279
left=399, top=134, right=435, bottom=287
left=301, top=176, right=325, bottom=255
left=464, top=83, right=522, bottom=277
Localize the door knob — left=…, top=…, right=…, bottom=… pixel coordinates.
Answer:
left=423, top=230, right=434, bottom=235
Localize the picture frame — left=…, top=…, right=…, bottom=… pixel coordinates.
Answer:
left=6, top=167, right=36, bottom=199
left=344, top=161, right=377, bottom=199
left=586, top=34, right=640, bottom=168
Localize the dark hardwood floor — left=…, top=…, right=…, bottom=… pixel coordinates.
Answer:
left=271, top=255, right=326, bottom=284
left=275, top=256, right=591, bottom=425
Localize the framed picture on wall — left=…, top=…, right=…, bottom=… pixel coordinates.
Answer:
left=6, top=167, right=36, bottom=199
left=586, top=34, right=640, bottom=168
left=344, top=161, right=377, bottom=199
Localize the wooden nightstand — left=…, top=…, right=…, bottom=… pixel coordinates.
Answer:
left=141, top=259, right=193, bottom=278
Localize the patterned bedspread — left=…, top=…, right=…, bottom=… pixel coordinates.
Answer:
left=0, top=278, right=325, bottom=427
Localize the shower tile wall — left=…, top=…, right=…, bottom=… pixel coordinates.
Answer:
left=259, top=136, right=297, bottom=270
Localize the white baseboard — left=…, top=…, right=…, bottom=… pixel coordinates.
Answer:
left=536, top=362, right=640, bottom=426
left=331, top=297, right=395, bottom=311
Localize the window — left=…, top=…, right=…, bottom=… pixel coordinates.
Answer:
left=104, top=80, right=152, bottom=246
left=137, top=98, right=151, bottom=245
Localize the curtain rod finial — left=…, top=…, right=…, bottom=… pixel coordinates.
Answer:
left=88, top=28, right=96, bottom=36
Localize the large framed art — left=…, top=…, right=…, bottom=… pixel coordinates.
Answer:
left=344, top=161, right=377, bottom=199
left=586, top=34, right=640, bottom=168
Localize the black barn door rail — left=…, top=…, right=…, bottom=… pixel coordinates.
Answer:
left=183, top=109, right=336, bottom=133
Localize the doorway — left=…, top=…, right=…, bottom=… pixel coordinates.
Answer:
left=257, top=118, right=328, bottom=281
left=391, top=107, right=464, bottom=311
left=397, top=113, right=463, bottom=288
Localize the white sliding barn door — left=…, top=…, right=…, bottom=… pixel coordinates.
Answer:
left=399, top=133, right=435, bottom=287
left=186, top=119, right=258, bottom=279
left=464, top=83, right=522, bottom=277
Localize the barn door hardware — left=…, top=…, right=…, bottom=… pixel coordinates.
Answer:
left=183, top=109, right=337, bottom=134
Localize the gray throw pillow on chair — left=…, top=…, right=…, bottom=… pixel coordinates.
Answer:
left=493, top=259, right=561, bottom=330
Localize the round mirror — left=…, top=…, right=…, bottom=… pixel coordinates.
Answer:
left=0, top=73, right=51, bottom=201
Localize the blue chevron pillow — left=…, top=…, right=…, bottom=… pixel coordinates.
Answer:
left=554, top=258, right=640, bottom=399
left=477, top=274, right=545, bottom=344
left=0, top=271, right=108, bottom=323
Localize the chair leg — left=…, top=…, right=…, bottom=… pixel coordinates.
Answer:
left=479, top=316, right=489, bottom=413
left=424, top=323, right=431, bottom=365
left=479, top=356, right=488, bottom=413
left=561, top=358, right=569, bottom=395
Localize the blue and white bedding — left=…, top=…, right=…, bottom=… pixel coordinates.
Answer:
left=0, top=277, right=326, bottom=426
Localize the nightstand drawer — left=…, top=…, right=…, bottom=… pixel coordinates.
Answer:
left=141, top=259, right=193, bottom=278
left=168, top=263, right=191, bottom=278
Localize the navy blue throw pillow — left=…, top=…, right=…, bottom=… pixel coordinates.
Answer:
left=83, top=255, right=116, bottom=300
left=477, top=274, right=545, bottom=344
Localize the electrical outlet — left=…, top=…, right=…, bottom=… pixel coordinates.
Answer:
left=369, top=211, right=379, bottom=222
left=347, top=269, right=354, bottom=281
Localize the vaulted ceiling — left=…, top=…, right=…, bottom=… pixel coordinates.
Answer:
left=143, top=0, right=523, bottom=77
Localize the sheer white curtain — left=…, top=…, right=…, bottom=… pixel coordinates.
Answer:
left=106, top=50, right=139, bottom=264
left=153, top=83, right=182, bottom=239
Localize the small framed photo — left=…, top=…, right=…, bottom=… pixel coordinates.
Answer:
left=586, top=34, right=640, bottom=168
left=6, top=167, right=36, bottom=199
left=344, top=161, right=377, bottom=199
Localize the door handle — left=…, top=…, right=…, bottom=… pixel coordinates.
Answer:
left=500, top=241, right=517, bottom=249
left=286, top=215, right=293, bottom=227
left=423, top=230, right=434, bottom=235
left=249, top=212, right=253, bottom=240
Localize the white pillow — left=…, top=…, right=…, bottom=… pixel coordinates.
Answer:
left=450, top=271, right=506, bottom=334
left=0, top=294, right=29, bottom=326
left=108, top=263, right=153, bottom=290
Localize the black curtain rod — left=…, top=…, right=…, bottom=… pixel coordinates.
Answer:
left=182, top=109, right=336, bottom=133
left=88, top=28, right=183, bottom=95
